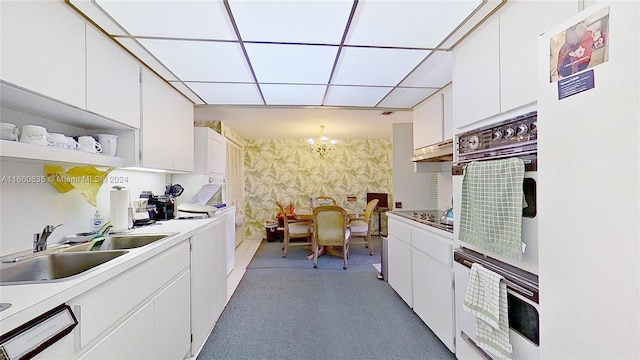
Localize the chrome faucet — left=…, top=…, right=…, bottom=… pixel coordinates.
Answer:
left=33, top=224, right=63, bottom=253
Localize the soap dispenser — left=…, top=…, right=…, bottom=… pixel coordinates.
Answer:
left=90, top=210, right=103, bottom=233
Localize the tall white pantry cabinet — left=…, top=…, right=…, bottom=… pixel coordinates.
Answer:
left=537, top=2, right=640, bottom=358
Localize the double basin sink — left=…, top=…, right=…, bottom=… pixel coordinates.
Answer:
left=0, top=233, right=175, bottom=285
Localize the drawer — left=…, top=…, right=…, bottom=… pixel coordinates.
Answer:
left=72, top=241, right=190, bottom=349
left=411, top=228, right=452, bottom=266
left=388, top=218, right=411, bottom=245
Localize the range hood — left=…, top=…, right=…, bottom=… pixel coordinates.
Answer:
left=411, top=139, right=454, bottom=162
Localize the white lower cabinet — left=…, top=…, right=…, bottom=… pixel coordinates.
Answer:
left=387, top=234, right=413, bottom=308
left=387, top=215, right=455, bottom=353
left=80, top=302, right=155, bottom=360
left=190, top=218, right=227, bottom=356
left=153, top=271, right=192, bottom=359
left=412, top=249, right=455, bottom=352
left=66, top=241, right=191, bottom=359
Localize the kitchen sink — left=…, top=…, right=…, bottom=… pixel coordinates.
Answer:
left=0, top=251, right=128, bottom=284
left=102, top=233, right=174, bottom=250
left=59, top=233, right=176, bottom=252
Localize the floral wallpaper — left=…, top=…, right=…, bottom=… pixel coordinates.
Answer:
left=244, top=138, right=392, bottom=238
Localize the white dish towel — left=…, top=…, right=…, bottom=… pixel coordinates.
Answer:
left=463, top=263, right=513, bottom=360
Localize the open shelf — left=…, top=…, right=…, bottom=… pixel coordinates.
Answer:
left=1, top=81, right=134, bottom=131
left=0, top=140, right=124, bottom=168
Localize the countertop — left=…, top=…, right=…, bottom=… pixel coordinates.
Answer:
left=0, top=216, right=224, bottom=334
left=387, top=210, right=454, bottom=236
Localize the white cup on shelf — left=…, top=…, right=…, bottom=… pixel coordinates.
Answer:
left=0, top=123, right=20, bottom=141
left=77, top=136, right=102, bottom=154
left=96, top=134, right=118, bottom=156
left=65, top=136, right=79, bottom=150
left=20, top=125, right=54, bottom=146
left=49, top=133, right=67, bottom=149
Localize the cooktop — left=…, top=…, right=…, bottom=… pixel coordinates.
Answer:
left=391, top=210, right=453, bottom=233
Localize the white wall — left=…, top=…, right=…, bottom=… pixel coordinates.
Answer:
left=391, top=123, right=435, bottom=210
left=537, top=1, right=640, bottom=358
left=0, top=161, right=166, bottom=256
left=437, top=172, right=452, bottom=211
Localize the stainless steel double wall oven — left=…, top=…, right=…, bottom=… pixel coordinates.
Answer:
left=452, top=111, right=540, bottom=359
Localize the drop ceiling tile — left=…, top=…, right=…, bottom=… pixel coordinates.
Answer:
left=186, top=83, right=263, bottom=105
left=95, top=0, right=236, bottom=40
left=69, top=0, right=127, bottom=36
left=137, top=39, right=253, bottom=82
left=228, top=0, right=353, bottom=44
left=168, top=82, right=205, bottom=105
left=115, top=38, right=178, bottom=81
left=261, top=84, right=326, bottom=106
left=400, top=51, right=452, bottom=88
left=346, top=0, right=481, bottom=48
left=378, top=87, right=439, bottom=109
left=332, top=47, right=430, bottom=86
left=245, top=43, right=337, bottom=84
left=323, top=85, right=392, bottom=107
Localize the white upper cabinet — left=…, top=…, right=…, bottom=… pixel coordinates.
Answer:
left=141, top=68, right=194, bottom=172
left=452, top=17, right=500, bottom=131
left=194, top=127, right=226, bottom=176
left=1, top=1, right=86, bottom=109
left=500, top=1, right=578, bottom=113
left=86, top=26, right=141, bottom=128
left=453, top=1, right=578, bottom=132
left=413, top=84, right=453, bottom=149
left=442, top=85, right=453, bottom=141
left=413, top=93, right=442, bottom=149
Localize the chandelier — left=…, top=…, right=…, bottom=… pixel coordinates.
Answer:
left=308, top=125, right=337, bottom=157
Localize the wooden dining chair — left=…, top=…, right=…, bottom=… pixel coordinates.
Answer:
left=276, top=201, right=312, bottom=258
left=315, top=196, right=337, bottom=206
left=312, top=205, right=350, bottom=270
left=348, top=199, right=379, bottom=256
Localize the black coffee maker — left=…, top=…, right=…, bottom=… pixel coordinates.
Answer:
left=141, top=191, right=175, bottom=221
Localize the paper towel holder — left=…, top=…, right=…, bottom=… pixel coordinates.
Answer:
left=110, top=185, right=131, bottom=232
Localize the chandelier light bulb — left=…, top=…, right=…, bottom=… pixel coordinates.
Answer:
left=309, top=125, right=336, bottom=157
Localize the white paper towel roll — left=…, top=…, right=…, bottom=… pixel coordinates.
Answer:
left=110, top=186, right=130, bottom=231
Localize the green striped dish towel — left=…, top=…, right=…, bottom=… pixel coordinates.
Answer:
left=459, top=158, right=524, bottom=260
left=463, top=263, right=513, bottom=360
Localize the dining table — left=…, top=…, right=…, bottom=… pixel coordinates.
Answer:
left=293, top=206, right=363, bottom=259
left=293, top=207, right=364, bottom=221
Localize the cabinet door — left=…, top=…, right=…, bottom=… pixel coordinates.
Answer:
left=86, top=25, right=140, bottom=128
left=141, top=68, right=194, bottom=171
left=387, top=235, right=413, bottom=307
left=452, top=16, right=500, bottom=131
left=81, top=302, right=154, bottom=360
left=191, top=220, right=227, bottom=355
left=500, top=1, right=578, bottom=112
left=413, top=94, right=443, bottom=149
left=412, top=249, right=455, bottom=352
left=153, top=271, right=191, bottom=360
left=442, top=85, right=453, bottom=141
left=0, top=1, right=85, bottom=108
left=207, top=130, right=226, bottom=176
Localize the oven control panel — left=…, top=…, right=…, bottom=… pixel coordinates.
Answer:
left=457, top=111, right=537, bottom=162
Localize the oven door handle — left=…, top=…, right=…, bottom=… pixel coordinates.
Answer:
left=504, top=279, right=535, bottom=297
left=460, top=332, right=493, bottom=360
left=461, top=259, right=535, bottom=297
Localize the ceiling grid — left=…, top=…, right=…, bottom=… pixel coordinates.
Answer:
left=65, top=0, right=504, bottom=139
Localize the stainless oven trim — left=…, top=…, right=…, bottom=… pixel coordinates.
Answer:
left=454, top=248, right=539, bottom=303
left=460, top=331, right=493, bottom=360
left=452, top=156, right=537, bottom=175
